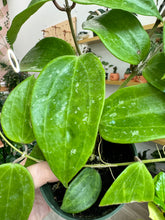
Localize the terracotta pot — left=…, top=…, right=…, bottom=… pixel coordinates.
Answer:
left=109, top=73, right=119, bottom=81
left=135, top=76, right=147, bottom=83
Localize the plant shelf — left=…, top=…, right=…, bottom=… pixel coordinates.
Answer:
left=106, top=80, right=140, bottom=86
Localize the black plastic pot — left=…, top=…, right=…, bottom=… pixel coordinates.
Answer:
left=41, top=142, right=137, bottom=220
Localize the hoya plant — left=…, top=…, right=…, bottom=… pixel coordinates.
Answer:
left=0, top=0, right=165, bottom=219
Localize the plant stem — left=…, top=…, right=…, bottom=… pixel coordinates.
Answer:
left=84, top=157, right=165, bottom=168
left=0, top=131, right=40, bottom=163
left=119, top=68, right=138, bottom=89
left=64, top=0, right=81, bottom=56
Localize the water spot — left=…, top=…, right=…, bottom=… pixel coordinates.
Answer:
left=77, top=107, right=80, bottom=111
left=91, top=100, right=95, bottom=104
left=110, top=113, right=117, bottom=117
left=132, top=130, right=139, bottom=136
left=75, top=110, right=77, bottom=114
left=61, top=106, right=66, bottom=111
left=71, top=149, right=76, bottom=155
left=50, top=118, right=53, bottom=121
left=75, top=82, right=79, bottom=87
left=109, top=120, right=116, bottom=125
left=119, top=100, right=124, bottom=105
left=48, top=74, right=52, bottom=78
left=82, top=116, right=88, bottom=122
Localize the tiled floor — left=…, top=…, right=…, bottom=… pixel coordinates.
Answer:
left=44, top=203, right=150, bottom=220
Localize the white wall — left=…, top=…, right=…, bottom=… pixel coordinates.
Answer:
left=7, top=0, right=159, bottom=78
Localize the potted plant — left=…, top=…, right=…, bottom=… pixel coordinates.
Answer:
left=109, top=66, right=120, bottom=81
left=101, top=60, right=113, bottom=80
left=135, top=72, right=148, bottom=83
left=0, top=0, right=165, bottom=220
left=124, top=65, right=137, bottom=81
left=0, top=62, right=30, bottom=91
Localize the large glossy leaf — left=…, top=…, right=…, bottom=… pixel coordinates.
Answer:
left=143, top=53, right=165, bottom=92
left=100, top=162, right=154, bottom=206
left=154, top=172, right=165, bottom=212
left=20, top=37, right=75, bottom=72
left=71, top=0, right=162, bottom=19
left=30, top=53, right=105, bottom=187
left=83, top=10, right=150, bottom=65
left=1, top=76, right=35, bottom=143
left=148, top=202, right=165, bottom=220
left=0, top=163, right=35, bottom=220
left=99, top=83, right=165, bottom=143
left=61, top=168, right=102, bottom=213
left=6, top=0, right=51, bottom=45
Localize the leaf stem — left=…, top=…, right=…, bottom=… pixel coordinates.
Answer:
left=84, top=157, right=165, bottom=168
left=0, top=131, right=40, bottom=163
left=64, top=0, right=81, bottom=56
left=118, top=67, right=138, bottom=89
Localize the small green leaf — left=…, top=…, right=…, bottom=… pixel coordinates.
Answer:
left=100, top=163, right=154, bottom=206
left=25, top=144, right=45, bottom=167
left=143, top=53, right=165, bottom=92
left=20, top=37, right=75, bottom=72
left=83, top=10, right=150, bottom=64
left=99, top=83, right=165, bottom=143
left=6, top=0, right=51, bottom=45
left=154, top=172, right=165, bottom=212
left=71, top=0, right=162, bottom=20
left=148, top=202, right=165, bottom=220
left=0, top=163, right=35, bottom=220
left=1, top=76, right=35, bottom=143
left=61, top=168, right=102, bottom=213
left=31, top=53, right=105, bottom=187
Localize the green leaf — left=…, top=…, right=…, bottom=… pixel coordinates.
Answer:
left=100, top=162, right=154, bottom=206
left=142, top=53, right=165, bottom=93
left=148, top=202, right=165, bottom=220
left=25, top=144, right=45, bottom=167
left=99, top=83, right=165, bottom=143
left=0, top=163, right=35, bottom=220
left=154, top=172, right=165, bottom=212
left=83, top=10, right=150, bottom=65
left=30, top=53, right=105, bottom=187
left=6, top=0, right=51, bottom=45
left=71, top=0, right=162, bottom=20
left=1, top=76, right=35, bottom=144
left=61, top=168, right=102, bottom=213
left=20, top=37, right=75, bottom=72
left=164, top=22, right=165, bottom=53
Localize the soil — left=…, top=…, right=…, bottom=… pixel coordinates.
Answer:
left=50, top=139, right=136, bottom=219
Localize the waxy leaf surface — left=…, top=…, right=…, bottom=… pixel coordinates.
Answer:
left=154, top=172, right=165, bottom=212
left=99, top=83, right=165, bottom=143
left=143, top=53, right=165, bottom=92
left=148, top=202, right=165, bottom=220
left=0, top=163, right=35, bottom=220
left=83, top=10, right=150, bottom=65
left=1, top=76, right=35, bottom=143
left=61, top=168, right=102, bottom=213
left=20, top=37, right=75, bottom=72
left=7, top=0, right=51, bottom=45
left=31, top=53, right=105, bottom=187
left=71, top=0, right=161, bottom=19
left=100, top=162, right=154, bottom=206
